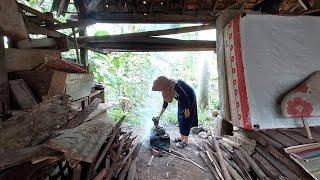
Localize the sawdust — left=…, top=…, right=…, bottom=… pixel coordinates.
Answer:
left=123, top=123, right=212, bottom=180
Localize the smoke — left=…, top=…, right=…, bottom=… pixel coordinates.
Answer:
left=139, top=89, right=163, bottom=147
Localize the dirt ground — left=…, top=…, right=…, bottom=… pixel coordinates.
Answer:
left=124, top=122, right=212, bottom=180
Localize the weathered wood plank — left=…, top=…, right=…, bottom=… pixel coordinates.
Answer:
left=9, top=71, right=54, bottom=100
left=86, top=13, right=217, bottom=24
left=263, top=130, right=300, bottom=147
left=0, top=95, right=76, bottom=150
left=0, top=145, right=55, bottom=170
left=267, top=144, right=314, bottom=179
left=248, top=131, right=284, bottom=149
left=83, top=24, right=215, bottom=42
left=256, top=146, right=299, bottom=179
left=67, top=98, right=102, bottom=128
left=49, top=116, right=115, bottom=163
left=9, top=79, right=38, bottom=109
left=18, top=3, right=61, bottom=24
left=278, top=129, right=316, bottom=144
left=239, top=148, right=268, bottom=180
left=27, top=21, right=65, bottom=38
left=17, top=38, right=69, bottom=51
left=9, top=70, right=93, bottom=101
left=252, top=152, right=282, bottom=178
left=0, top=0, right=28, bottom=40
left=5, top=48, right=61, bottom=72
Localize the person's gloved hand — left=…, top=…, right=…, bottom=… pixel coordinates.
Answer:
left=184, top=109, right=190, bottom=118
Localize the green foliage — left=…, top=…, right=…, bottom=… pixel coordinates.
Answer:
left=94, top=31, right=109, bottom=36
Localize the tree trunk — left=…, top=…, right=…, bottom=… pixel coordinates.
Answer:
left=198, top=59, right=209, bottom=110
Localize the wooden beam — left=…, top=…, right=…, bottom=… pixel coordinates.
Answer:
left=26, top=21, right=65, bottom=38
left=82, top=13, right=217, bottom=23
left=82, top=24, right=215, bottom=42
left=87, top=0, right=103, bottom=13
left=5, top=48, right=61, bottom=72
left=73, top=38, right=216, bottom=52
left=52, top=19, right=95, bottom=30
left=0, top=0, right=28, bottom=41
left=18, top=3, right=62, bottom=24
left=17, top=38, right=68, bottom=51
left=299, top=0, right=312, bottom=10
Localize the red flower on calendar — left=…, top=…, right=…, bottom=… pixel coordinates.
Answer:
left=287, top=97, right=313, bottom=117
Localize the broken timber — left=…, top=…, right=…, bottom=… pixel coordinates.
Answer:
left=49, top=115, right=115, bottom=163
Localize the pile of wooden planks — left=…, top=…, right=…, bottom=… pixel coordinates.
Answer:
left=88, top=116, right=141, bottom=180
left=197, top=129, right=317, bottom=180
left=0, top=94, right=140, bottom=180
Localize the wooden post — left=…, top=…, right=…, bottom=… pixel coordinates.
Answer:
left=79, top=28, right=88, bottom=67
left=301, top=117, right=312, bottom=139
left=72, top=28, right=80, bottom=63
left=0, top=36, right=9, bottom=121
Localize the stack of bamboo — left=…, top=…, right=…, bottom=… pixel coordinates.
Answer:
left=198, top=132, right=286, bottom=180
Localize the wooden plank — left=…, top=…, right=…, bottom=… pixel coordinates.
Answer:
left=87, top=0, right=103, bottom=13
left=84, top=13, right=217, bottom=24
left=278, top=129, right=316, bottom=144
left=9, top=71, right=54, bottom=100
left=72, top=164, right=82, bottom=180
left=49, top=116, right=115, bottom=163
left=256, top=146, right=299, bottom=179
left=239, top=148, right=268, bottom=180
left=18, top=3, right=61, bottom=24
left=287, top=128, right=320, bottom=142
left=64, top=72, right=94, bottom=100
left=0, top=0, right=28, bottom=40
left=263, top=130, right=300, bottom=147
left=67, top=98, right=102, bottom=129
left=0, top=145, right=55, bottom=170
left=17, top=38, right=69, bottom=51
left=212, top=138, right=232, bottom=180
left=46, top=71, right=94, bottom=101
left=27, top=21, right=65, bottom=38
left=81, top=40, right=216, bottom=52
left=248, top=131, right=284, bottom=149
left=83, top=24, right=215, bottom=42
left=9, top=79, right=38, bottom=109
left=0, top=37, right=9, bottom=120
left=252, top=152, right=282, bottom=178
left=52, top=19, right=95, bottom=30
left=0, top=95, right=76, bottom=150
left=298, top=0, right=312, bottom=10
left=5, top=48, right=61, bottom=72
left=267, top=144, right=314, bottom=179
left=92, top=116, right=126, bottom=174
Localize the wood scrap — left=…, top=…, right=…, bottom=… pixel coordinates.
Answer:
left=0, top=144, right=57, bottom=170
left=0, top=94, right=76, bottom=150
left=49, top=115, right=115, bottom=163
left=239, top=148, right=268, bottom=180
left=0, top=0, right=28, bottom=41
left=163, top=150, right=207, bottom=172
left=93, top=116, right=125, bottom=173
left=198, top=151, right=221, bottom=180
left=127, top=158, right=137, bottom=180
left=67, top=98, right=102, bottom=128
left=212, top=137, right=232, bottom=180
left=9, top=79, right=38, bottom=109
left=252, top=152, right=282, bottom=179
